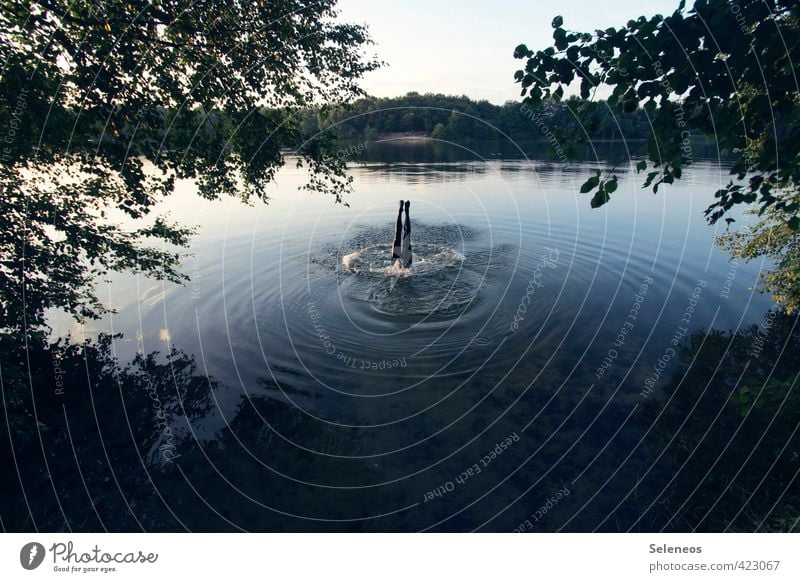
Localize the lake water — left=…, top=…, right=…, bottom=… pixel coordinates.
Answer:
left=38, top=142, right=788, bottom=532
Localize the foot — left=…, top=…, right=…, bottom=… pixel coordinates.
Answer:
left=404, top=200, right=410, bottom=212
left=398, top=199, right=404, bottom=209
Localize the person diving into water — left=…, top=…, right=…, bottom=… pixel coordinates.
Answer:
left=391, top=200, right=412, bottom=268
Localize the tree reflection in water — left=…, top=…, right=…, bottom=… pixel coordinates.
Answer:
left=0, top=333, right=402, bottom=531
left=638, top=311, right=800, bottom=532
left=1, top=310, right=798, bottom=531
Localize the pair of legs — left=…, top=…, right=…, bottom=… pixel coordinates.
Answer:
left=392, top=200, right=412, bottom=268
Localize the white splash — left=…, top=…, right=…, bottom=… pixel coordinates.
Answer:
left=340, top=244, right=464, bottom=278
left=341, top=250, right=361, bottom=270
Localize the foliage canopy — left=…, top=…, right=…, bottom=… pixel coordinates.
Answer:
left=514, top=0, right=800, bottom=225
left=514, top=0, right=800, bottom=310
left=0, top=0, right=379, bottom=333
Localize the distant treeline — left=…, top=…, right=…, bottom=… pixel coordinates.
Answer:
left=294, top=92, right=666, bottom=144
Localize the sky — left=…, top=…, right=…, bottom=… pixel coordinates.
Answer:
left=336, top=0, right=684, bottom=104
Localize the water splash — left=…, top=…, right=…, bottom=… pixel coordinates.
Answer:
left=295, top=223, right=514, bottom=321
left=340, top=243, right=465, bottom=278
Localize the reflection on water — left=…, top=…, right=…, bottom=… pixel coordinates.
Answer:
left=349, top=139, right=725, bottom=168
left=3, top=312, right=798, bottom=531
left=2, top=143, right=798, bottom=531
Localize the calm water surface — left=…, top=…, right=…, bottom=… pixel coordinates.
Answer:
left=41, top=143, right=783, bottom=531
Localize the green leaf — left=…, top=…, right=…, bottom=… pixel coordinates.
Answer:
left=643, top=171, right=659, bottom=188
left=591, top=186, right=610, bottom=208
left=605, top=177, right=618, bottom=193
left=580, top=174, right=600, bottom=193
left=566, top=45, right=579, bottom=62
left=552, top=15, right=564, bottom=29
left=580, top=77, right=592, bottom=99
left=553, top=28, right=568, bottom=51
left=636, top=160, right=647, bottom=172
left=788, top=216, right=799, bottom=231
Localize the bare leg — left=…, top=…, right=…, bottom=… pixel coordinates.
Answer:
left=392, top=200, right=404, bottom=262
left=401, top=200, right=412, bottom=268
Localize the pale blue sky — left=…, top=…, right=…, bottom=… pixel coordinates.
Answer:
left=337, top=0, right=685, bottom=104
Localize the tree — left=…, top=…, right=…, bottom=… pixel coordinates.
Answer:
left=513, top=0, right=799, bottom=309
left=513, top=0, right=799, bottom=222
left=640, top=314, right=800, bottom=531
left=314, top=92, right=652, bottom=144
left=718, top=207, right=800, bottom=313
left=0, top=0, right=379, bottom=334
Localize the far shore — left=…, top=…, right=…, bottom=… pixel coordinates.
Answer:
left=375, top=132, right=431, bottom=142
left=349, top=135, right=713, bottom=145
